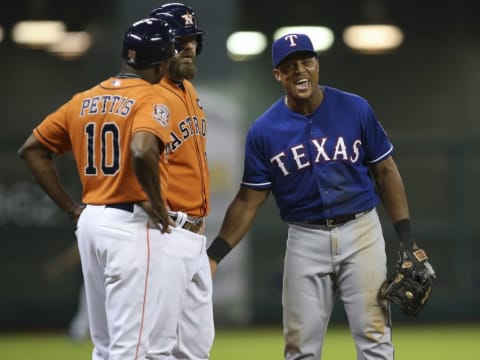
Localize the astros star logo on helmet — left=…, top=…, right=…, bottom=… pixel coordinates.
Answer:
left=181, top=13, right=194, bottom=26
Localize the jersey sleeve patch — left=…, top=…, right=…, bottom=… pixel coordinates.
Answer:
left=153, top=104, right=170, bottom=127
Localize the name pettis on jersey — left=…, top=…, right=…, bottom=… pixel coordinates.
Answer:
left=169, top=116, right=206, bottom=152
left=80, top=96, right=136, bottom=117
left=271, top=137, right=362, bottom=176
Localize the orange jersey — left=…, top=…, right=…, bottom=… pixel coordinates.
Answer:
left=34, top=77, right=172, bottom=205
left=159, top=77, right=209, bottom=217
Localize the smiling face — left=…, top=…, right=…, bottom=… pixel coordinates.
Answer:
left=274, top=51, right=320, bottom=103
left=167, top=34, right=198, bottom=81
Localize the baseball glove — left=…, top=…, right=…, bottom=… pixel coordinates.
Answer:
left=380, top=248, right=436, bottom=316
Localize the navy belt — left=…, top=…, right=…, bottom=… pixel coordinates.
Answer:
left=305, top=208, right=373, bottom=227
left=105, top=203, right=135, bottom=212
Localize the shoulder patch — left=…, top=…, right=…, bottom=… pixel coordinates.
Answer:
left=197, top=98, right=203, bottom=110
left=153, top=104, right=169, bottom=127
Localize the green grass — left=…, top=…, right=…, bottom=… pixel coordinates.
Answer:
left=212, top=324, right=480, bottom=359
left=0, top=324, right=478, bottom=359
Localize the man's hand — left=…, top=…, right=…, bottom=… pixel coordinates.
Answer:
left=69, top=204, right=86, bottom=224
left=139, top=200, right=172, bottom=233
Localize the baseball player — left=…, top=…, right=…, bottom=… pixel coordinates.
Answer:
left=208, top=33, right=422, bottom=359
left=18, top=18, right=210, bottom=360
left=146, top=4, right=214, bottom=359
left=150, top=2, right=209, bottom=221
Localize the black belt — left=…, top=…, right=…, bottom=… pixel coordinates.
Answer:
left=305, top=208, right=373, bottom=227
left=105, top=203, right=135, bottom=212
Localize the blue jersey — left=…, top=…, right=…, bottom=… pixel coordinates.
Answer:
left=241, top=86, right=393, bottom=222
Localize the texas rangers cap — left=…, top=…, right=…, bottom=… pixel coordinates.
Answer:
left=272, top=33, right=316, bottom=67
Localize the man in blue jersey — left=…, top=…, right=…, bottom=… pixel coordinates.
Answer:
left=207, top=33, right=421, bottom=359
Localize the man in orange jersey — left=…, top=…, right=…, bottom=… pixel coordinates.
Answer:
left=18, top=18, right=208, bottom=360
left=147, top=3, right=214, bottom=360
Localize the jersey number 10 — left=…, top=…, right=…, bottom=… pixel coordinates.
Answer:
left=84, top=122, right=120, bottom=176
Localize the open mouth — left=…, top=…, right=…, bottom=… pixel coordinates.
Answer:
left=295, top=79, right=310, bottom=90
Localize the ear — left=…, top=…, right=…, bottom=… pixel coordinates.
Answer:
left=273, top=68, right=282, bottom=82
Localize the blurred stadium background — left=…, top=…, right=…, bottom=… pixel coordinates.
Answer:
left=1, top=0, right=479, bottom=350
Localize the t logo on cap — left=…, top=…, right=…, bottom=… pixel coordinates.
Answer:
left=285, top=34, right=299, bottom=47
left=272, top=33, right=317, bottom=68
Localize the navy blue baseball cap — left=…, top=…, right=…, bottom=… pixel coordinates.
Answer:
left=272, top=33, right=316, bottom=67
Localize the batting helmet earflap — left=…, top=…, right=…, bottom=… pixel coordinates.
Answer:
left=121, top=17, right=175, bottom=69
left=149, top=3, right=206, bottom=55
